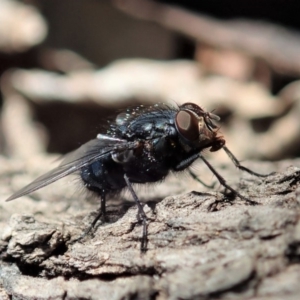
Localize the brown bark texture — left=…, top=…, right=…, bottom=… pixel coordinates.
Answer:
left=0, top=157, right=300, bottom=299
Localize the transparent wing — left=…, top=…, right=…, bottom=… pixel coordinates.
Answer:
left=6, top=137, right=137, bottom=201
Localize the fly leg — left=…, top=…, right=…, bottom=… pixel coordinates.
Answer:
left=223, top=146, right=275, bottom=177
left=124, top=174, right=148, bottom=252
left=188, top=168, right=216, bottom=189
left=175, top=154, right=215, bottom=188
left=199, top=153, right=258, bottom=205
left=73, top=195, right=107, bottom=243
left=175, top=153, right=258, bottom=204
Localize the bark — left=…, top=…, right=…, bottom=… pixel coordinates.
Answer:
left=1, top=158, right=300, bottom=299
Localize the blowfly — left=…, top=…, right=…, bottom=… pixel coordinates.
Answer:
left=6, top=102, right=272, bottom=250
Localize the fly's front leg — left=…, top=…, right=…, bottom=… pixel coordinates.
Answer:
left=176, top=154, right=215, bottom=188
left=174, top=153, right=199, bottom=171
left=124, top=174, right=148, bottom=252
left=188, top=168, right=216, bottom=189
left=223, top=146, right=275, bottom=177
left=199, top=153, right=258, bottom=205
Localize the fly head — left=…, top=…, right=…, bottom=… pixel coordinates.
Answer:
left=175, top=102, right=225, bottom=152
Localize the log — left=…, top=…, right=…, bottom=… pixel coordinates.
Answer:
left=1, top=157, right=300, bottom=299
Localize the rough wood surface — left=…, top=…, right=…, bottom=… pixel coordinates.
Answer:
left=1, top=158, right=300, bottom=299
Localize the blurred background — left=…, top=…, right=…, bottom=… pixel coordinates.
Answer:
left=1, top=0, right=300, bottom=162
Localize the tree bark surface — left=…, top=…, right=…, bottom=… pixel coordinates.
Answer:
left=1, top=158, right=300, bottom=299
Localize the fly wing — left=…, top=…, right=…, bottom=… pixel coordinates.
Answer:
left=6, top=137, right=137, bottom=201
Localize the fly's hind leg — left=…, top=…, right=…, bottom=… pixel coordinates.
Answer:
left=74, top=166, right=111, bottom=243
left=73, top=194, right=107, bottom=243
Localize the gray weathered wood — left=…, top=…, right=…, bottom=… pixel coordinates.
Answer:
left=1, top=158, right=300, bottom=299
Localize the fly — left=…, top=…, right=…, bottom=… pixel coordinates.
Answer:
left=5, top=102, right=273, bottom=251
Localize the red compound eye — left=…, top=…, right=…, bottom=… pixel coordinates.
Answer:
left=175, top=110, right=199, bottom=141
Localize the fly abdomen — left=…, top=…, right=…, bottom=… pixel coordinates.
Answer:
left=80, top=158, right=126, bottom=196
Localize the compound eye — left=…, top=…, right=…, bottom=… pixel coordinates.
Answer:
left=175, top=110, right=199, bottom=141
